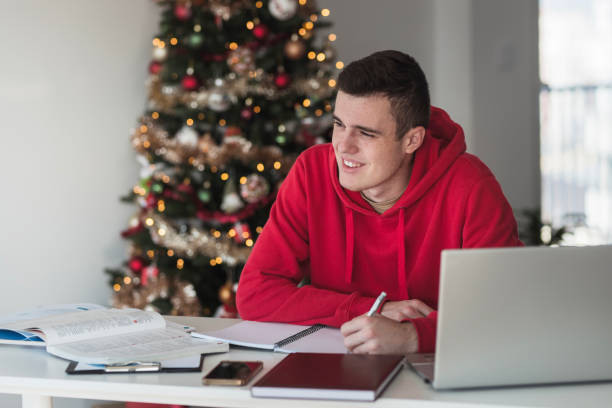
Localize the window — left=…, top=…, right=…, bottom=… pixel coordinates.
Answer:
left=540, top=0, right=612, bottom=244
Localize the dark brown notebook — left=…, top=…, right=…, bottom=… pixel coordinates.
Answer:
left=250, top=352, right=406, bottom=401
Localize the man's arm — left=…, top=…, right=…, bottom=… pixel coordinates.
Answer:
left=236, top=154, right=375, bottom=326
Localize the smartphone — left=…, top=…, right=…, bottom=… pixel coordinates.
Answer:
left=202, top=360, right=263, bottom=386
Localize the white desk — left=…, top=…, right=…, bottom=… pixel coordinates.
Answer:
left=1, top=317, right=612, bottom=408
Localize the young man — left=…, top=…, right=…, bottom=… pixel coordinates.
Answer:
left=236, top=50, right=522, bottom=354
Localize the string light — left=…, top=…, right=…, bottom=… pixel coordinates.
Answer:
left=167, top=249, right=175, bottom=257
left=298, top=28, right=307, bottom=36
left=194, top=24, right=202, bottom=32
left=177, top=258, right=184, bottom=269
left=220, top=172, right=229, bottom=181
left=147, top=250, right=155, bottom=258
left=213, top=230, right=221, bottom=238
left=151, top=111, right=159, bottom=119
left=316, top=52, right=326, bottom=62
left=256, top=163, right=265, bottom=172
left=170, top=37, right=178, bottom=45
left=145, top=217, right=155, bottom=226
left=219, top=119, right=227, bottom=126
left=228, top=229, right=237, bottom=237
left=229, top=42, right=238, bottom=50
left=304, top=22, right=314, bottom=30
left=246, top=21, right=254, bottom=30
left=299, top=0, right=307, bottom=5
left=186, top=118, right=194, bottom=126
left=328, top=33, right=337, bottom=41
left=336, top=61, right=344, bottom=69
left=215, top=257, right=223, bottom=264
left=152, top=38, right=161, bottom=46
left=255, top=1, right=263, bottom=8
left=157, top=200, right=166, bottom=212
left=140, top=125, right=148, bottom=133
left=210, top=258, right=217, bottom=266
left=310, top=14, right=318, bottom=22
left=242, top=231, right=250, bottom=239
left=239, top=176, right=247, bottom=184
left=315, top=109, right=323, bottom=116
left=328, top=79, right=336, bottom=87
left=273, top=161, right=282, bottom=170
left=198, top=112, right=205, bottom=120
left=113, top=284, right=121, bottom=292
left=321, top=8, right=330, bottom=16
left=162, top=175, right=170, bottom=183
left=302, top=98, right=311, bottom=107
left=245, top=239, right=254, bottom=247
left=143, top=141, right=151, bottom=148
left=123, top=276, right=132, bottom=284
left=158, top=228, right=167, bottom=236
left=256, top=226, right=263, bottom=233
left=307, top=51, right=316, bottom=60
left=253, top=106, right=261, bottom=113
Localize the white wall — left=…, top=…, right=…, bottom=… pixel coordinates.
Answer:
left=0, top=0, right=158, bottom=317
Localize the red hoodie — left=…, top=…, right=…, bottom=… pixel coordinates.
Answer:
left=236, top=107, right=522, bottom=352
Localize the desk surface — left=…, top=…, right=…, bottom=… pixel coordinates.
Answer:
left=1, top=316, right=612, bottom=408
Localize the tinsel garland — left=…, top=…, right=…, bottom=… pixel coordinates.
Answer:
left=133, top=117, right=297, bottom=171
left=147, top=73, right=335, bottom=112
left=143, top=210, right=252, bottom=266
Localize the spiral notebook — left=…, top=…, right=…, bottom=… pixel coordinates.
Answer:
left=191, top=321, right=348, bottom=353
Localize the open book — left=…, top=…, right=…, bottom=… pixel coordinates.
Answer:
left=191, top=320, right=348, bottom=353
left=0, top=305, right=228, bottom=364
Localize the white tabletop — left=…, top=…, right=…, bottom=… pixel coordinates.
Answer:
left=1, top=316, right=612, bottom=408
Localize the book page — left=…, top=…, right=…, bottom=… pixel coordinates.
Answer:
left=3, top=309, right=165, bottom=345
left=47, top=326, right=228, bottom=364
left=192, top=320, right=309, bottom=349
left=277, top=327, right=348, bottom=353
left=0, top=303, right=105, bottom=326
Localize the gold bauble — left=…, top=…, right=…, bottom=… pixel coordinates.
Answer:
left=219, top=281, right=235, bottom=304
left=284, top=38, right=306, bottom=60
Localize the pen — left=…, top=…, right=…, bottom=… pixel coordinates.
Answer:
left=367, top=291, right=387, bottom=316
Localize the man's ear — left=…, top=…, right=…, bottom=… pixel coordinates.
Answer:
left=402, top=126, right=426, bottom=154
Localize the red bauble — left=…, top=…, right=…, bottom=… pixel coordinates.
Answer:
left=128, top=257, right=145, bottom=273
left=181, top=75, right=200, bottom=91
left=240, top=107, right=253, bottom=120
left=252, top=24, right=269, bottom=40
left=174, top=4, right=192, bottom=20
left=274, top=72, right=292, bottom=89
left=148, top=61, right=162, bottom=75
left=145, top=193, right=157, bottom=208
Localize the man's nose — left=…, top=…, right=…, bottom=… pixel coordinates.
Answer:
left=336, top=131, right=358, bottom=154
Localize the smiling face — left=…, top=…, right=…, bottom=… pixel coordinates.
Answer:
left=331, top=91, right=424, bottom=202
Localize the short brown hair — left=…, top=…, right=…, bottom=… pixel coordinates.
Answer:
left=337, top=50, right=430, bottom=138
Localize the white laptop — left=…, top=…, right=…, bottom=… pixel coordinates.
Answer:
left=409, top=245, right=612, bottom=389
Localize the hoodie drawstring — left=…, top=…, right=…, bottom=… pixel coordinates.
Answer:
left=344, top=207, right=354, bottom=284
left=398, top=208, right=408, bottom=298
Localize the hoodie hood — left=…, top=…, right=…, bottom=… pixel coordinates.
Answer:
left=329, top=106, right=467, bottom=287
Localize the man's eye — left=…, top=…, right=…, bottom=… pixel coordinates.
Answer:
left=360, top=131, right=374, bottom=138
left=333, top=121, right=343, bottom=127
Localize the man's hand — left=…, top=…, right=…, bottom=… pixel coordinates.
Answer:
left=380, top=299, right=434, bottom=321
left=340, top=315, right=419, bottom=354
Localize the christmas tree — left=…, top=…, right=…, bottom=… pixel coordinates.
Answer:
left=106, top=0, right=338, bottom=317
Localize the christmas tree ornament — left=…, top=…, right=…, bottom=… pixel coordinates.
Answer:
left=152, top=46, right=168, bottom=62
left=252, top=24, right=269, bottom=40
left=197, top=189, right=211, bottom=203
left=175, top=125, right=199, bottom=147
left=240, top=107, right=253, bottom=120
left=208, top=86, right=232, bottom=112
left=274, top=72, right=292, bottom=89
left=240, top=174, right=270, bottom=203
left=148, top=61, right=162, bottom=74
left=284, top=37, right=306, bottom=60
left=174, top=3, right=192, bottom=21
left=268, top=0, right=298, bottom=20
left=220, top=178, right=244, bottom=214
left=227, top=47, right=255, bottom=75
left=128, top=257, right=145, bottom=273
left=187, top=32, right=204, bottom=48
left=181, top=74, right=200, bottom=91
